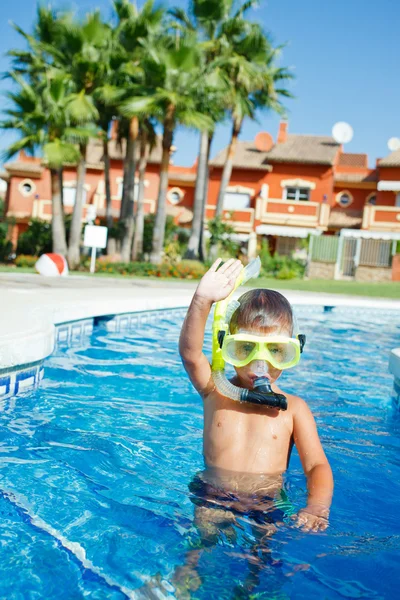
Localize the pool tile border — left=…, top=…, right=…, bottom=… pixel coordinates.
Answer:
left=0, top=308, right=188, bottom=400
left=56, top=318, right=94, bottom=346
left=0, top=362, right=44, bottom=402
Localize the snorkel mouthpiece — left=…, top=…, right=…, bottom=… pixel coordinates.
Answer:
left=244, top=360, right=288, bottom=410
left=244, top=378, right=288, bottom=410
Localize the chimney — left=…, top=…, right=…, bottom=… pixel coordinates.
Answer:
left=277, top=121, right=288, bottom=144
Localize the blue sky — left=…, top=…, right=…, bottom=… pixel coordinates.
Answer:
left=0, top=0, right=398, bottom=168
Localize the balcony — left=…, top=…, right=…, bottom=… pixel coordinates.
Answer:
left=362, top=204, right=400, bottom=231
left=256, top=198, right=330, bottom=230
left=205, top=205, right=255, bottom=233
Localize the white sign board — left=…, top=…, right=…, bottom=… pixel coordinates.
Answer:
left=84, top=225, right=108, bottom=249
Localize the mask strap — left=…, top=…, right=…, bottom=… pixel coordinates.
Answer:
left=298, top=334, right=306, bottom=353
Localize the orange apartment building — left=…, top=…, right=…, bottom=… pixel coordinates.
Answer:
left=2, top=121, right=400, bottom=279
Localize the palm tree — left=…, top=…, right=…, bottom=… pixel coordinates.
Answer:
left=1, top=73, right=91, bottom=256
left=214, top=31, right=293, bottom=216
left=122, top=34, right=213, bottom=264
left=170, top=0, right=259, bottom=259
left=132, top=119, right=157, bottom=261
left=9, top=7, right=106, bottom=268
left=113, top=0, right=165, bottom=261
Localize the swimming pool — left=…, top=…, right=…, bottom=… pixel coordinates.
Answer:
left=0, top=306, right=399, bottom=599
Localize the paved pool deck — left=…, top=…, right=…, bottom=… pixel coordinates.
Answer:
left=1, top=272, right=399, bottom=382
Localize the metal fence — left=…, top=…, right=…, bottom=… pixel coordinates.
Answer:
left=311, top=235, right=393, bottom=269
left=359, top=239, right=392, bottom=267
left=310, top=236, right=339, bottom=263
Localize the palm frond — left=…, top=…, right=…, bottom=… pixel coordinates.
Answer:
left=120, top=96, right=157, bottom=118
left=44, top=140, right=80, bottom=168
left=65, top=92, right=99, bottom=124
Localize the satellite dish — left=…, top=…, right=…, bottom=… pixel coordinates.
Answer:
left=388, top=137, right=400, bottom=152
left=254, top=132, right=274, bottom=152
left=332, top=122, right=354, bottom=144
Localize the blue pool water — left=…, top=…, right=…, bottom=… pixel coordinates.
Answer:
left=0, top=306, right=400, bottom=599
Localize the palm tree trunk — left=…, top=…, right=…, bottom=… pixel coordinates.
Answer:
left=119, top=136, right=131, bottom=220
left=132, top=129, right=149, bottom=261
left=67, top=146, right=86, bottom=269
left=215, top=120, right=242, bottom=217
left=50, top=167, right=67, bottom=256
left=119, top=135, right=136, bottom=221
left=121, top=117, right=139, bottom=262
left=185, top=130, right=209, bottom=260
left=150, top=107, right=175, bottom=265
left=103, top=138, right=113, bottom=230
left=199, top=132, right=213, bottom=262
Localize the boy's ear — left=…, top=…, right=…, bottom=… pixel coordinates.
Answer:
left=298, top=334, right=306, bottom=353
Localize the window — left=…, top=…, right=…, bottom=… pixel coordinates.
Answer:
left=63, top=187, right=87, bottom=207
left=284, top=187, right=310, bottom=202
left=367, top=195, right=377, bottom=206
left=167, top=187, right=184, bottom=204
left=223, top=192, right=251, bottom=210
left=338, top=193, right=351, bottom=207
left=336, top=191, right=353, bottom=208
left=118, top=180, right=139, bottom=201
left=169, top=191, right=181, bottom=205
left=396, top=193, right=400, bottom=207
left=18, top=179, right=36, bottom=197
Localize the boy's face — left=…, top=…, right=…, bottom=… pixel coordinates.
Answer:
left=233, top=325, right=292, bottom=389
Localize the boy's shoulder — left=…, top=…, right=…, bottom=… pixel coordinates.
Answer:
left=280, top=389, right=312, bottom=417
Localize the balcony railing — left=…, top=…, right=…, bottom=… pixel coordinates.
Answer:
left=256, top=198, right=330, bottom=229
left=362, top=205, right=400, bottom=231
left=205, top=205, right=255, bottom=232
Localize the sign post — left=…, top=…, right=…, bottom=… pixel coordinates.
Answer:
left=83, top=225, right=108, bottom=273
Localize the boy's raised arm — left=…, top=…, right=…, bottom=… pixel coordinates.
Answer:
left=179, top=258, right=242, bottom=396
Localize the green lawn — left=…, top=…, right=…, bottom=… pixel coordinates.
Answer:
left=1, top=264, right=399, bottom=298
left=253, top=278, right=400, bottom=299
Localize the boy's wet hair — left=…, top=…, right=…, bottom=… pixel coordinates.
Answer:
left=230, top=288, right=294, bottom=335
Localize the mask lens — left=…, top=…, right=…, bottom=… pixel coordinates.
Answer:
left=266, top=342, right=297, bottom=365
left=225, top=340, right=256, bottom=363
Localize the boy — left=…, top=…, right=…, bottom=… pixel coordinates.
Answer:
left=179, top=258, right=333, bottom=533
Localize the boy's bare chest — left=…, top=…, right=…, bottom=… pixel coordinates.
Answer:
left=202, top=393, right=293, bottom=472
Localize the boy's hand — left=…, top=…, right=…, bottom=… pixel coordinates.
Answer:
left=294, top=505, right=329, bottom=532
left=196, top=258, right=243, bottom=303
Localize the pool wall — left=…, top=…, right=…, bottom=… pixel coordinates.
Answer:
left=1, top=282, right=399, bottom=402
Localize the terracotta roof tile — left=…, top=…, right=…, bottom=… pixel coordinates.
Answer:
left=265, top=135, right=340, bottom=165
left=334, top=172, right=378, bottom=183
left=211, top=141, right=273, bottom=170
left=378, top=150, right=400, bottom=167
left=211, top=134, right=340, bottom=169
left=338, top=153, right=368, bottom=168
left=86, top=137, right=163, bottom=165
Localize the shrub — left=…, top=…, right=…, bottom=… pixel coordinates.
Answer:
left=207, top=215, right=240, bottom=256
left=0, top=222, right=12, bottom=262
left=275, top=266, right=300, bottom=280
left=16, top=219, right=52, bottom=256
left=259, top=239, right=305, bottom=280
left=142, top=214, right=179, bottom=255
left=79, top=259, right=207, bottom=279
left=15, top=254, right=37, bottom=268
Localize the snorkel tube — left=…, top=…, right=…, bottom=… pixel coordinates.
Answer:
left=211, top=257, right=288, bottom=410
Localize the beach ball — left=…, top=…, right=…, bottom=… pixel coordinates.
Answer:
left=35, top=253, right=69, bottom=277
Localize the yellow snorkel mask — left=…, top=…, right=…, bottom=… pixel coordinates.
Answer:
left=211, top=257, right=306, bottom=410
